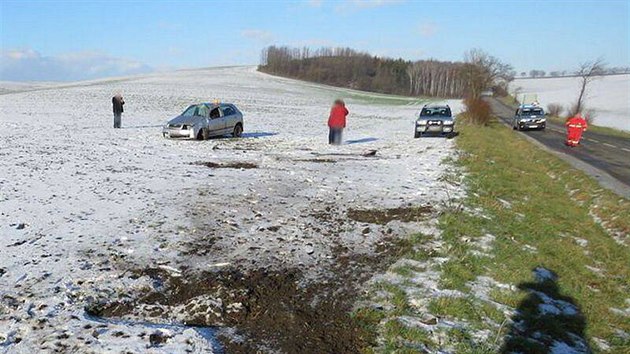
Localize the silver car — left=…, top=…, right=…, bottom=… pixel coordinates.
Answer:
left=414, top=104, right=455, bottom=138
left=162, top=103, right=243, bottom=139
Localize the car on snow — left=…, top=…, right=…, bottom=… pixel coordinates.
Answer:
left=512, top=104, right=546, bottom=130
left=163, top=102, right=243, bottom=140
left=414, top=104, right=455, bottom=138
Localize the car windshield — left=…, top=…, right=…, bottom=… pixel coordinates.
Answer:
left=420, top=107, right=451, bottom=117
left=521, top=108, right=543, bottom=116
left=181, top=105, right=198, bottom=117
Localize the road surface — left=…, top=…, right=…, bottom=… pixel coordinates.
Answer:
left=488, top=98, right=630, bottom=195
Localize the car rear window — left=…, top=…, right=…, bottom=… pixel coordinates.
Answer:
left=420, top=107, right=451, bottom=117
left=223, top=106, right=236, bottom=116
left=521, top=108, right=544, bottom=116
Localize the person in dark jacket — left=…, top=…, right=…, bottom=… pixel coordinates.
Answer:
left=112, top=93, right=125, bottom=128
left=327, top=99, right=348, bottom=145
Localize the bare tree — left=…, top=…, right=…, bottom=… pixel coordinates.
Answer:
left=512, top=86, right=523, bottom=104
left=570, top=58, right=606, bottom=115
left=546, top=103, right=563, bottom=117
left=460, top=49, right=513, bottom=99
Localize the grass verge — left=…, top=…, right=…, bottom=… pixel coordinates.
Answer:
left=356, top=118, right=630, bottom=353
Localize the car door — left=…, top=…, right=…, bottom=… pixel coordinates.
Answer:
left=221, top=105, right=237, bottom=133
left=208, top=106, right=226, bottom=136
left=514, top=109, right=521, bottom=126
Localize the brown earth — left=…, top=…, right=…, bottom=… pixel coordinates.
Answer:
left=194, top=161, right=259, bottom=169
left=84, top=234, right=415, bottom=353
left=347, top=206, right=433, bottom=225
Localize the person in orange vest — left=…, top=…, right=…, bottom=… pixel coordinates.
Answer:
left=565, top=113, right=588, bottom=147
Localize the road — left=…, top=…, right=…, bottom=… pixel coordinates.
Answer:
left=488, top=98, right=630, bottom=193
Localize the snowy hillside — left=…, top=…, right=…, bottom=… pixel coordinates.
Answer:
left=0, top=67, right=462, bottom=352
left=510, top=74, right=630, bottom=131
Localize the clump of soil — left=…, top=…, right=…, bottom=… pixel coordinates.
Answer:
left=86, top=267, right=373, bottom=353
left=85, top=235, right=409, bottom=354
left=347, top=206, right=433, bottom=224
left=194, top=161, right=258, bottom=169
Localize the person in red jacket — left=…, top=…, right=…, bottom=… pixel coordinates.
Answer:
left=328, top=99, right=348, bottom=145
left=565, top=113, right=588, bottom=147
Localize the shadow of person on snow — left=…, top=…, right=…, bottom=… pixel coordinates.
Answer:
left=240, top=132, right=278, bottom=139
left=500, top=267, right=591, bottom=354
left=204, top=132, right=278, bottom=140
left=346, top=137, right=378, bottom=145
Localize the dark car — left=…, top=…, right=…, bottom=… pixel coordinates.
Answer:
left=414, top=104, right=455, bottom=138
left=513, top=104, right=546, bottom=131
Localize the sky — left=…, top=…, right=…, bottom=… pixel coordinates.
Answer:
left=1, top=0, right=628, bottom=81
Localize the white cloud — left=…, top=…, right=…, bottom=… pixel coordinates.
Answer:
left=240, top=29, right=274, bottom=43
left=419, top=22, right=438, bottom=38
left=0, top=49, right=152, bottom=81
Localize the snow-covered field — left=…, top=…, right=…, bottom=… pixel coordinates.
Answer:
left=510, top=74, right=630, bottom=131
left=0, top=67, right=462, bottom=352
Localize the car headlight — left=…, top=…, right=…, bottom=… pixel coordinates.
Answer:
left=417, top=120, right=427, bottom=125
left=443, top=121, right=454, bottom=125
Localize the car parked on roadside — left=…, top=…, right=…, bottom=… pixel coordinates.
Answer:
left=414, top=104, right=455, bottom=138
left=163, top=102, right=243, bottom=140
left=513, top=104, right=546, bottom=131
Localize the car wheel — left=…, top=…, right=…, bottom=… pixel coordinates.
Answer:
left=414, top=131, right=421, bottom=138
left=197, top=128, right=208, bottom=140
left=232, top=124, right=243, bottom=138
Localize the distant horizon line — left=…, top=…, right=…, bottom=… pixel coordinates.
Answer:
left=2, top=65, right=629, bottom=86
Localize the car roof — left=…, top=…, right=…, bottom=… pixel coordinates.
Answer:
left=519, top=104, right=542, bottom=109
left=423, top=103, right=450, bottom=109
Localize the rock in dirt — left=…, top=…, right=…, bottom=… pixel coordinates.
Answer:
left=149, top=330, right=171, bottom=346
left=362, top=149, right=377, bottom=157
left=420, top=314, right=438, bottom=325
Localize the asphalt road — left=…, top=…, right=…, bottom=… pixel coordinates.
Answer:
left=488, top=98, right=630, bottom=192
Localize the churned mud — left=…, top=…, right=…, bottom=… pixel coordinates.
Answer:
left=85, top=235, right=412, bottom=353
left=347, top=206, right=433, bottom=225
left=194, top=161, right=259, bottom=169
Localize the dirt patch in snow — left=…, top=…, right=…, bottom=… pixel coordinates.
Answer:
left=347, top=206, right=433, bottom=225
left=194, top=161, right=259, bottom=169
left=298, top=158, right=337, bottom=163
left=85, top=237, right=412, bottom=353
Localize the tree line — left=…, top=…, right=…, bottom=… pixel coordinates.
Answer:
left=522, top=66, right=629, bottom=78
left=259, top=46, right=510, bottom=98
